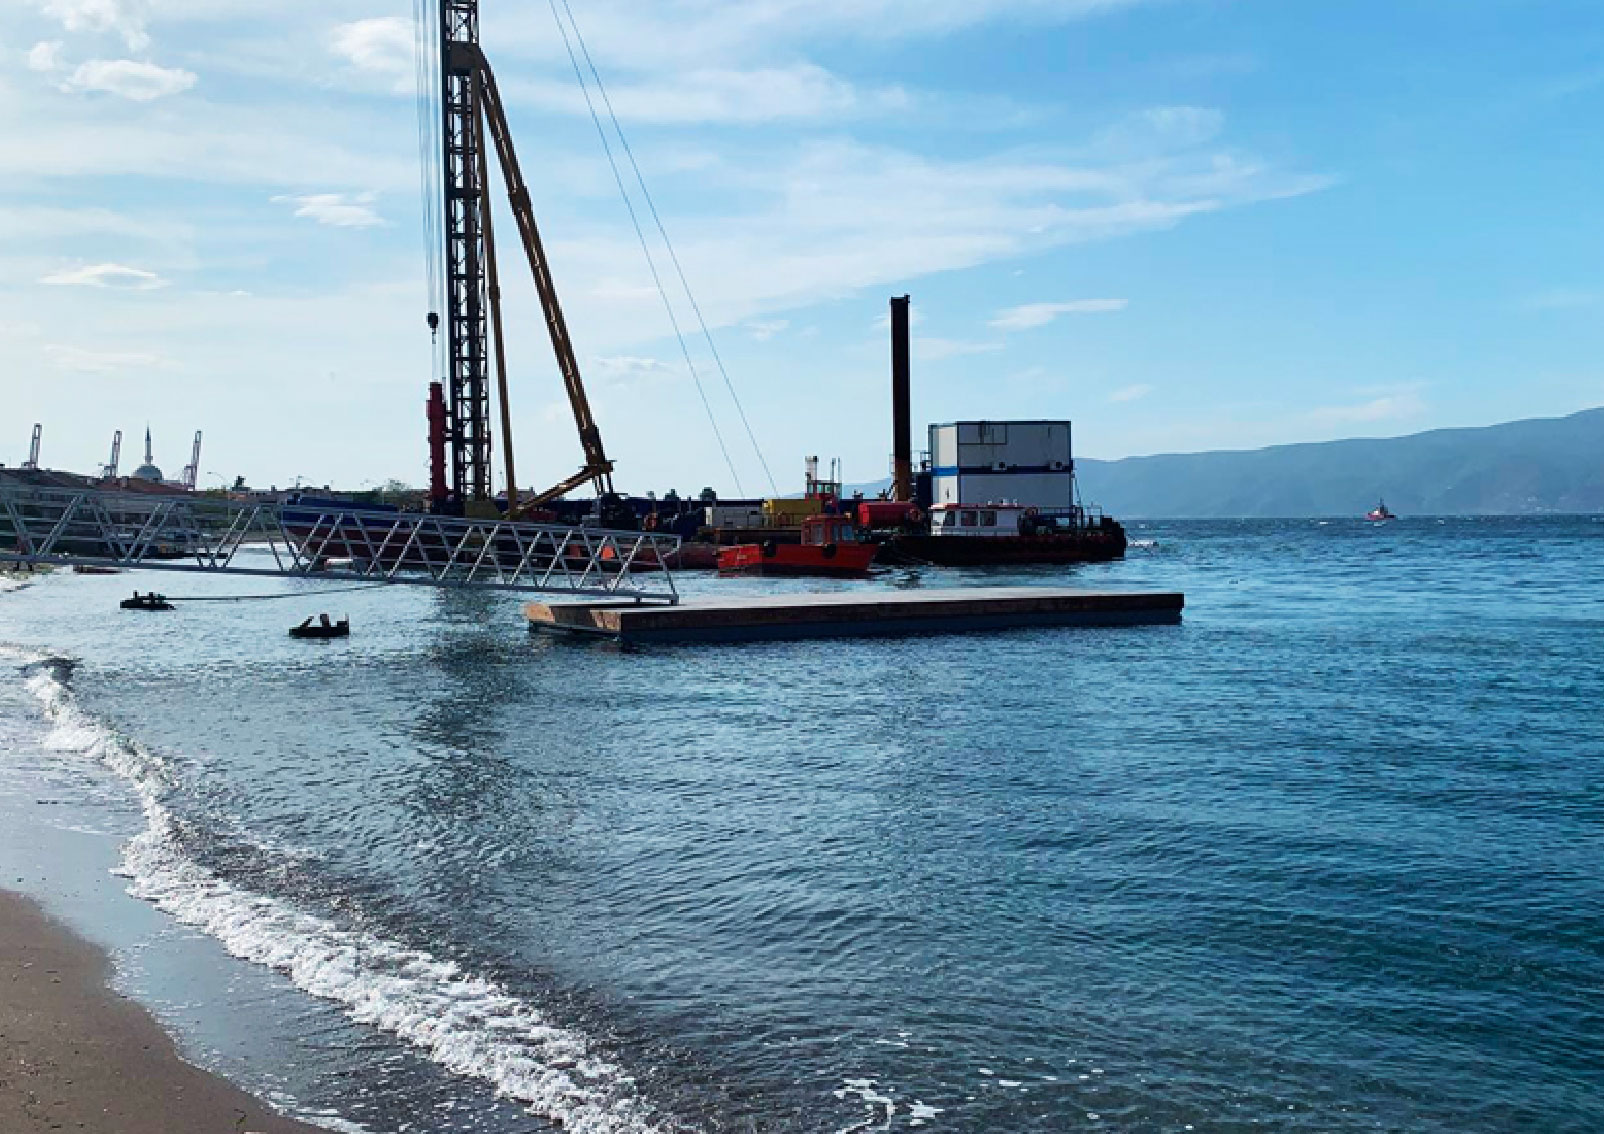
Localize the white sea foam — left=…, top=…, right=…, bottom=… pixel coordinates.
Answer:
left=15, top=652, right=672, bottom=1134
left=833, top=1076, right=898, bottom=1133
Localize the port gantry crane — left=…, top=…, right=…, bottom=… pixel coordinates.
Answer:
left=431, top=0, right=622, bottom=523
left=102, top=430, right=122, bottom=480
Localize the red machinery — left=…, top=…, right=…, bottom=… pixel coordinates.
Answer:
left=856, top=500, right=921, bottom=530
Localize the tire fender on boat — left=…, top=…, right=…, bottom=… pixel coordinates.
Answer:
left=821, top=543, right=838, bottom=559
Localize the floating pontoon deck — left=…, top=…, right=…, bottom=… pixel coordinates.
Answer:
left=526, top=586, right=1183, bottom=644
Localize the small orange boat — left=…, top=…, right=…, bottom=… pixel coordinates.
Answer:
left=718, top=514, right=876, bottom=578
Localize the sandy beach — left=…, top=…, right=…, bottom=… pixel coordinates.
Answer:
left=1, top=889, right=324, bottom=1134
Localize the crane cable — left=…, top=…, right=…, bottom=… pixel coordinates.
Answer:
left=545, top=0, right=746, bottom=497
left=556, top=0, right=778, bottom=497
left=411, top=0, right=445, bottom=381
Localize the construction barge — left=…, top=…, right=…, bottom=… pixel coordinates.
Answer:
left=6, top=2, right=1185, bottom=641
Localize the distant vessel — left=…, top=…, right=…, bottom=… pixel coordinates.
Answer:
left=1367, top=500, right=1397, bottom=522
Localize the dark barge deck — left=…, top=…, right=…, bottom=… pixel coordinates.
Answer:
left=526, top=586, right=1183, bottom=644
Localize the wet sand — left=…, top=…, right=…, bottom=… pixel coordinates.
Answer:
left=1, top=889, right=324, bottom=1134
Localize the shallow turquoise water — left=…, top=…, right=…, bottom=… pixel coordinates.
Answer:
left=1, top=516, right=1601, bottom=1132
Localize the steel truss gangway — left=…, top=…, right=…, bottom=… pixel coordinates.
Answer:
left=0, top=483, right=679, bottom=603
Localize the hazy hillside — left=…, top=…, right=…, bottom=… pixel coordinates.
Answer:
left=1076, top=408, right=1604, bottom=518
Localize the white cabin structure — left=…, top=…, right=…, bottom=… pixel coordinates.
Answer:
left=928, top=502, right=1029, bottom=537
left=928, top=421, right=1074, bottom=510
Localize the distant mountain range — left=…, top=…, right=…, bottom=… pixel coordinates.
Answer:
left=841, top=408, right=1604, bottom=517
left=1076, top=408, right=1604, bottom=518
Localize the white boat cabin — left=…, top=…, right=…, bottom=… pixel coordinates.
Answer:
left=801, top=514, right=861, bottom=545
left=928, top=502, right=1028, bottom=538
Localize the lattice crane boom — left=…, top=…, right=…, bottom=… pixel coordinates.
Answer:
left=435, top=1, right=616, bottom=512
left=469, top=48, right=615, bottom=504
left=439, top=0, right=492, bottom=506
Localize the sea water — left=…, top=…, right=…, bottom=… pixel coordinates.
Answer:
left=0, top=517, right=1600, bottom=1132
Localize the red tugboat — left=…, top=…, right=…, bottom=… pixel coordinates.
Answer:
left=718, top=514, right=877, bottom=577
left=1366, top=499, right=1397, bottom=522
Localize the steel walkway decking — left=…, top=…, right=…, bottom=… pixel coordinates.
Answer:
left=0, top=484, right=679, bottom=602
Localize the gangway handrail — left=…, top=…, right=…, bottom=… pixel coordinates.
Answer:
left=0, top=483, right=679, bottom=603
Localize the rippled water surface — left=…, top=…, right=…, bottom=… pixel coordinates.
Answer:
left=2, top=517, right=1601, bottom=1132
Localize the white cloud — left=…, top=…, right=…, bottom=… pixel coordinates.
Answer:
left=27, top=40, right=64, bottom=72
left=517, top=132, right=1324, bottom=349
left=39, top=0, right=150, bottom=51
left=39, top=262, right=167, bottom=289
left=915, top=337, right=1004, bottom=362
left=490, top=0, right=1155, bottom=72
left=990, top=298, right=1128, bottom=330
left=0, top=206, right=189, bottom=242
left=272, top=192, right=385, bottom=228
left=505, top=64, right=910, bottom=126
left=43, top=343, right=165, bottom=372
left=1110, top=106, right=1225, bottom=148
left=1108, top=382, right=1153, bottom=403
left=746, top=319, right=789, bottom=340
left=1306, top=391, right=1426, bottom=426
left=0, top=0, right=1332, bottom=493
left=329, top=17, right=413, bottom=91
left=0, top=96, right=418, bottom=190
left=1524, top=289, right=1599, bottom=311
left=61, top=59, right=196, bottom=101
left=588, top=355, right=678, bottom=388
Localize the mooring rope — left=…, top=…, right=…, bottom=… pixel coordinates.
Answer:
left=153, top=583, right=392, bottom=603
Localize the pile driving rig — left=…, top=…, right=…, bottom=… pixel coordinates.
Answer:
left=426, top=0, right=631, bottom=528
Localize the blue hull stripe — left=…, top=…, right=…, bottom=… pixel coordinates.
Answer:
left=930, top=464, right=1072, bottom=477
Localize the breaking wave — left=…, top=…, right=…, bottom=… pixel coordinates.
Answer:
left=11, top=649, right=675, bottom=1134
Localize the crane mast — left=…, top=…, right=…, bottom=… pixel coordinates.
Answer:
left=440, top=0, right=492, bottom=507
left=433, top=0, right=619, bottom=517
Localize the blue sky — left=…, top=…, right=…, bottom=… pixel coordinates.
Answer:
left=3, top=0, right=1601, bottom=496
